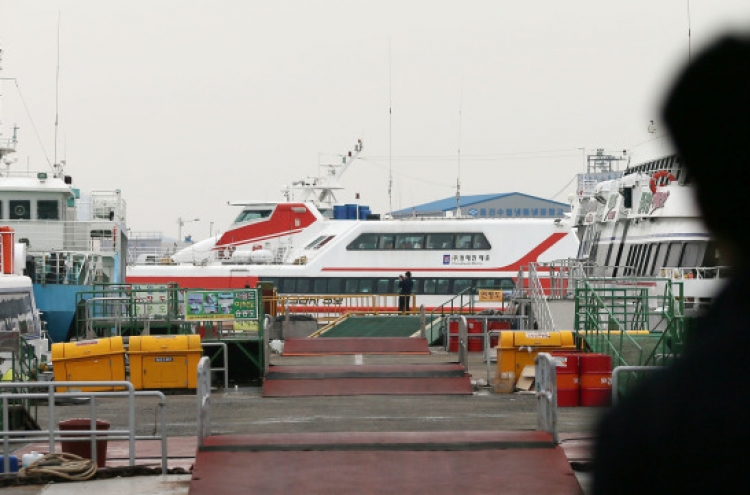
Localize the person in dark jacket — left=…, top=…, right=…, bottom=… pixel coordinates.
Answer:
left=592, top=34, right=750, bottom=495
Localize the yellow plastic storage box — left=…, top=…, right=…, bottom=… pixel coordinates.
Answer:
left=128, top=335, right=203, bottom=390
left=51, top=337, right=127, bottom=392
left=496, top=331, right=576, bottom=385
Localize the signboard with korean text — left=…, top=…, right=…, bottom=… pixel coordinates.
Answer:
left=185, top=289, right=260, bottom=322
left=478, top=289, right=504, bottom=303
left=132, top=285, right=170, bottom=318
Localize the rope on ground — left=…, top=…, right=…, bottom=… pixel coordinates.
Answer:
left=17, top=453, right=97, bottom=481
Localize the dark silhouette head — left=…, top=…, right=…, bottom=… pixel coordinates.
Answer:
left=405, top=271, right=412, bottom=278
left=662, top=34, right=750, bottom=261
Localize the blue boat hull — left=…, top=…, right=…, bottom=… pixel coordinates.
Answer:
left=32, top=284, right=90, bottom=344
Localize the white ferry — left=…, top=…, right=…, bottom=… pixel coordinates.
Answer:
left=127, top=141, right=580, bottom=311
left=570, top=132, right=728, bottom=312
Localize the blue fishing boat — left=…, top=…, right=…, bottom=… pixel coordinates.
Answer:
left=0, top=47, right=128, bottom=343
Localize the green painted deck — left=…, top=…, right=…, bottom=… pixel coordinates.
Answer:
left=320, top=315, right=432, bottom=338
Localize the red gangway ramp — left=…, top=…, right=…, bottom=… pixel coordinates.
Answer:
left=265, top=337, right=472, bottom=397
left=189, top=430, right=583, bottom=495
left=282, top=337, right=431, bottom=355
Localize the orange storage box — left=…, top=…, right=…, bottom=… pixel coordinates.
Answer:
left=51, top=336, right=126, bottom=391
left=128, top=335, right=203, bottom=390
left=496, top=331, right=576, bottom=386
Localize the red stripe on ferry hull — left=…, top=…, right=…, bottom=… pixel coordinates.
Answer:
left=126, top=276, right=260, bottom=289
left=320, top=232, right=570, bottom=273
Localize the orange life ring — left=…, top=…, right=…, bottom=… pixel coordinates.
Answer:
left=649, top=170, right=676, bottom=194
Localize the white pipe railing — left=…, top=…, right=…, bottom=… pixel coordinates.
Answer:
left=534, top=352, right=558, bottom=444
left=0, top=381, right=167, bottom=473
left=197, top=357, right=212, bottom=448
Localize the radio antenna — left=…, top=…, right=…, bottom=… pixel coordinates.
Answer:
left=53, top=12, right=61, bottom=171
left=455, top=81, right=463, bottom=217
left=388, top=39, right=393, bottom=215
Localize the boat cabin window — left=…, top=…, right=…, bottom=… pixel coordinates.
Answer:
left=347, top=232, right=491, bottom=250
left=426, top=234, right=454, bottom=249
left=37, top=200, right=60, bottom=220
left=376, top=278, right=396, bottom=293
left=395, top=234, right=424, bottom=249
left=455, top=234, right=473, bottom=249
left=680, top=242, right=704, bottom=269
left=353, top=234, right=378, bottom=250
left=10, top=200, right=31, bottom=220
left=379, top=235, right=396, bottom=249
left=268, top=276, right=516, bottom=297
left=664, top=242, right=684, bottom=267
left=296, top=278, right=311, bottom=293
left=423, top=278, right=451, bottom=295
left=453, top=279, right=472, bottom=294
left=234, top=209, right=273, bottom=223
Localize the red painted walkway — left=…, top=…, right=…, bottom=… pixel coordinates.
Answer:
left=262, top=363, right=473, bottom=397
left=189, top=431, right=583, bottom=495
left=282, top=337, right=431, bottom=355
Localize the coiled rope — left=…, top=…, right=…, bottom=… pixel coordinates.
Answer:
left=18, top=452, right=97, bottom=481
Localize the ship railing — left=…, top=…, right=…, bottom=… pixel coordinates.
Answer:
left=31, top=251, right=104, bottom=286
left=658, top=265, right=730, bottom=280
left=427, top=287, right=476, bottom=345
left=4, top=220, right=121, bottom=253
left=527, top=263, right=556, bottom=331
left=574, top=276, right=685, bottom=368
left=0, top=381, right=168, bottom=474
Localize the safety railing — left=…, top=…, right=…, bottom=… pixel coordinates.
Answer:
left=201, top=342, right=229, bottom=390
left=527, top=263, right=556, bottom=331
left=574, top=277, right=685, bottom=367
left=534, top=352, right=558, bottom=444
left=0, top=381, right=167, bottom=474
left=197, top=357, right=211, bottom=448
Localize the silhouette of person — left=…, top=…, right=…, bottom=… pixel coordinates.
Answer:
left=592, top=34, right=750, bottom=495
left=397, top=274, right=407, bottom=313
left=403, top=271, right=414, bottom=313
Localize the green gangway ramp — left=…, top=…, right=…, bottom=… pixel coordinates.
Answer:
left=320, top=315, right=431, bottom=338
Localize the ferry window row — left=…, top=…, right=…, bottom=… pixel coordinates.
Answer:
left=260, top=277, right=515, bottom=295
left=1, top=200, right=60, bottom=220
left=620, top=240, right=719, bottom=277
left=347, top=233, right=491, bottom=251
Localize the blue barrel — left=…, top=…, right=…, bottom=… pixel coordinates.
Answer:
left=358, top=206, right=371, bottom=219
left=345, top=204, right=358, bottom=219
left=333, top=205, right=346, bottom=220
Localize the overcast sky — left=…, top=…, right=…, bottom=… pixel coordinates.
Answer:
left=1, top=1, right=749, bottom=240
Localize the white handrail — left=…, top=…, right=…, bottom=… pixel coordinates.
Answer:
left=0, top=381, right=167, bottom=473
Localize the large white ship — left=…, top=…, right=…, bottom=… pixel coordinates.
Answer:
left=569, top=132, right=728, bottom=313
left=127, top=141, right=580, bottom=311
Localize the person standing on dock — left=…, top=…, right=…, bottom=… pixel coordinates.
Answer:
left=403, top=271, right=414, bottom=313
left=397, top=274, right=407, bottom=313
left=592, top=34, right=750, bottom=495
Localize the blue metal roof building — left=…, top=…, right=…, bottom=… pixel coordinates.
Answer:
left=391, top=192, right=570, bottom=219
